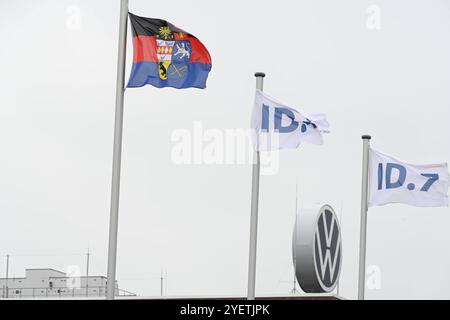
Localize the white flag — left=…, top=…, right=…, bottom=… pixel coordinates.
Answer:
left=368, top=148, right=449, bottom=207
left=251, top=90, right=329, bottom=151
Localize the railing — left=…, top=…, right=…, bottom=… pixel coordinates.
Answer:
left=0, top=286, right=136, bottom=298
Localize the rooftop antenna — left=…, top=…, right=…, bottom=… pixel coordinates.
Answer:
left=86, top=246, right=90, bottom=296
left=160, top=269, right=164, bottom=297
left=290, top=178, right=300, bottom=295
left=5, top=254, right=10, bottom=298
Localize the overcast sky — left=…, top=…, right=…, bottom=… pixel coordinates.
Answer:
left=1, top=0, right=449, bottom=299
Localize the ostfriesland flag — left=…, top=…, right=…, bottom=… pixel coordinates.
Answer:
left=127, top=13, right=212, bottom=89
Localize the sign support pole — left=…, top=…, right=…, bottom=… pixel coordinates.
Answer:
left=358, top=134, right=371, bottom=300
left=106, top=0, right=128, bottom=300
left=247, top=72, right=265, bottom=300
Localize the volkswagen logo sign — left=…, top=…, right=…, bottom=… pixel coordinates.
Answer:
left=292, top=204, right=342, bottom=293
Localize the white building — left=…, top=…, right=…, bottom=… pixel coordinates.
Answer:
left=0, top=268, right=135, bottom=298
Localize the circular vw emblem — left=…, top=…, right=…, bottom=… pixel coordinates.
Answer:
left=292, top=204, right=342, bottom=293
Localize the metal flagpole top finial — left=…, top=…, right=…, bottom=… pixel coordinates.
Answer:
left=254, top=72, right=266, bottom=78
left=361, top=135, right=371, bottom=140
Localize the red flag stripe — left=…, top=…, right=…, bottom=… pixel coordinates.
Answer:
left=132, top=35, right=158, bottom=63
left=132, top=35, right=211, bottom=64
left=189, top=37, right=212, bottom=64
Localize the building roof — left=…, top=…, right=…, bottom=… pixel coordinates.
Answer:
left=0, top=269, right=109, bottom=280
left=25, top=268, right=66, bottom=274
left=49, top=276, right=107, bottom=279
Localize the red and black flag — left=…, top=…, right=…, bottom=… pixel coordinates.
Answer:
left=127, top=13, right=212, bottom=89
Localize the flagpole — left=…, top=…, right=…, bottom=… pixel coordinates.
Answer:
left=358, top=134, right=371, bottom=300
left=106, top=0, right=128, bottom=300
left=247, top=72, right=265, bottom=300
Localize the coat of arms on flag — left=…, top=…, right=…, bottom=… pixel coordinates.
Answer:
left=127, top=13, right=212, bottom=89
